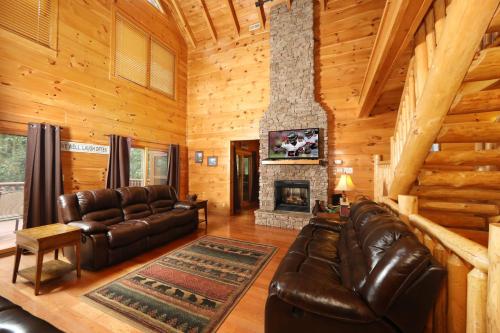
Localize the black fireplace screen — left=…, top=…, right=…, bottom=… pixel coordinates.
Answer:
left=274, top=180, right=310, bottom=213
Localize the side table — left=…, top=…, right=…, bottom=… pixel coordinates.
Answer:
left=195, top=200, right=208, bottom=232
left=12, top=224, right=82, bottom=295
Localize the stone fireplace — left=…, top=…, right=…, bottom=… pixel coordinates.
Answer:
left=255, top=0, right=328, bottom=229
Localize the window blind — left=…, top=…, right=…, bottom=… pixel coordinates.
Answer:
left=115, top=15, right=148, bottom=87
left=150, top=40, right=175, bottom=97
left=0, top=0, right=54, bottom=47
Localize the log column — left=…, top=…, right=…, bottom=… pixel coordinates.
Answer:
left=467, top=268, right=488, bottom=333
left=487, top=223, right=500, bottom=333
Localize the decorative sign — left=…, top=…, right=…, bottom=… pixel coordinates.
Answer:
left=61, top=141, right=110, bottom=155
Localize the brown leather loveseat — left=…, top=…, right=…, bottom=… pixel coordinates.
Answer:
left=266, top=199, right=445, bottom=333
left=58, top=185, right=198, bottom=270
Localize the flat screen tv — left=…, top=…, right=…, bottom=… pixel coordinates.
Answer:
left=268, top=128, right=320, bottom=160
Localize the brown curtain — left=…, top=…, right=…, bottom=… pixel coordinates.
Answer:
left=232, top=145, right=240, bottom=214
left=106, top=135, right=131, bottom=189
left=167, top=144, right=180, bottom=192
left=23, top=123, right=63, bottom=229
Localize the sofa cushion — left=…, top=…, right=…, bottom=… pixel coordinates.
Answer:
left=360, top=236, right=431, bottom=316
left=106, top=220, right=149, bottom=248
left=77, top=189, right=123, bottom=225
left=116, top=187, right=152, bottom=220
left=143, top=210, right=193, bottom=235
left=0, top=296, right=17, bottom=312
left=145, top=185, right=177, bottom=214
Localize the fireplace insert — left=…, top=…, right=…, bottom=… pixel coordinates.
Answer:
left=274, top=180, right=310, bottom=213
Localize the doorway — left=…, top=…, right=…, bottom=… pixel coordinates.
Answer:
left=230, top=140, right=260, bottom=215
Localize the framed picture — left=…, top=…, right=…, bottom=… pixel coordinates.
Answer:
left=207, top=156, right=218, bottom=167
left=194, top=151, right=203, bottom=163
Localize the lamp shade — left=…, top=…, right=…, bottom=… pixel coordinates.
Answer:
left=335, top=174, right=356, bottom=192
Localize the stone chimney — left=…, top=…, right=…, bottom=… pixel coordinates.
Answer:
left=255, top=0, right=329, bottom=229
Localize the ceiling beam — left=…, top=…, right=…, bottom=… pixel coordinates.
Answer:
left=319, top=0, right=326, bottom=11
left=162, top=0, right=196, bottom=48
left=257, top=1, right=266, bottom=30
left=200, top=0, right=217, bottom=42
left=357, top=0, right=434, bottom=118
left=225, top=0, right=240, bottom=37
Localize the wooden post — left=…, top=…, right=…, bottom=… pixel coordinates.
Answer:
left=448, top=254, right=468, bottom=333
left=398, top=194, right=418, bottom=225
left=374, top=154, right=382, bottom=202
left=487, top=223, right=500, bottom=333
left=434, top=243, right=448, bottom=333
left=467, top=268, right=487, bottom=333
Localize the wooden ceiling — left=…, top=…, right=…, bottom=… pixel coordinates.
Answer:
left=159, top=0, right=322, bottom=49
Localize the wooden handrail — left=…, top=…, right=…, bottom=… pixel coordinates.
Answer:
left=378, top=195, right=499, bottom=333
left=382, top=196, right=489, bottom=271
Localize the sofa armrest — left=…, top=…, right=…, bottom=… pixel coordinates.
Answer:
left=174, top=201, right=196, bottom=210
left=271, top=273, right=376, bottom=323
left=309, top=217, right=344, bottom=233
left=68, top=221, right=108, bottom=235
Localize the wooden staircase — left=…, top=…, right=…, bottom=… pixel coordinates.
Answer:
left=373, top=0, right=500, bottom=246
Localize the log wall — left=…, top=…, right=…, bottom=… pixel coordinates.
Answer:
left=187, top=0, right=398, bottom=213
left=0, top=0, right=189, bottom=197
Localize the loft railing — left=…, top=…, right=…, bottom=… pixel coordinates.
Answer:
left=381, top=195, right=499, bottom=333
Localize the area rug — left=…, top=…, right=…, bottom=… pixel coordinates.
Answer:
left=84, top=236, right=277, bottom=333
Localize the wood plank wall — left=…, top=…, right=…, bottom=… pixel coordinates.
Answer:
left=0, top=0, right=189, bottom=197
left=187, top=0, right=397, bottom=213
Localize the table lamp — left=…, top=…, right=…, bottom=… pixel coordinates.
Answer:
left=335, top=174, right=356, bottom=218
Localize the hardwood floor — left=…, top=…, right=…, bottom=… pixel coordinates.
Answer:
left=0, top=210, right=298, bottom=333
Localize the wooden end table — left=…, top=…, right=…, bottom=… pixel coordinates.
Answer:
left=12, top=224, right=82, bottom=295
left=195, top=200, right=208, bottom=232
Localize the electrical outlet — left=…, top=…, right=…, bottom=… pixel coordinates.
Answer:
left=249, top=22, right=261, bottom=31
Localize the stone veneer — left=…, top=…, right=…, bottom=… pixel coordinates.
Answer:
left=255, top=0, right=329, bottom=229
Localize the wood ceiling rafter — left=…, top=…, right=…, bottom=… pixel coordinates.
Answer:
left=257, top=1, right=266, bottom=30
left=161, top=0, right=196, bottom=48
left=225, top=0, right=240, bottom=36
left=320, top=0, right=326, bottom=11
left=200, top=0, right=217, bottom=42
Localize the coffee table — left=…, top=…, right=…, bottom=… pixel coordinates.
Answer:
left=12, top=224, right=81, bottom=295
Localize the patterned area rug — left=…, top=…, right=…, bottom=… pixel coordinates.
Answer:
left=84, top=236, right=277, bottom=333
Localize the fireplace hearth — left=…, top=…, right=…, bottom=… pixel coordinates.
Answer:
left=275, top=180, right=310, bottom=213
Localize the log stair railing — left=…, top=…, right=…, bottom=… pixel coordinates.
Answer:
left=380, top=195, right=499, bottom=333
left=374, top=0, right=500, bottom=246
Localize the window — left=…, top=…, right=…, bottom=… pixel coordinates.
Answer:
left=146, top=0, right=164, bottom=13
left=0, top=0, right=58, bottom=49
left=129, top=148, right=169, bottom=186
left=0, top=134, right=27, bottom=251
left=114, top=13, right=176, bottom=99
left=148, top=150, right=169, bottom=185
left=130, top=148, right=145, bottom=186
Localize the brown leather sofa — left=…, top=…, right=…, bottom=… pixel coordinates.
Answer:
left=58, top=185, right=198, bottom=270
left=266, top=200, right=445, bottom=333
left=0, top=295, right=62, bottom=332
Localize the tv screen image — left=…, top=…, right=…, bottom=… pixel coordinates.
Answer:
left=268, top=128, right=319, bottom=159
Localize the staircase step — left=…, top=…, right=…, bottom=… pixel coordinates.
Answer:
left=436, top=121, right=500, bottom=143
left=419, top=210, right=487, bottom=229
left=425, top=149, right=500, bottom=166
left=464, top=46, right=500, bottom=82
left=450, top=88, right=500, bottom=114
left=411, top=185, right=500, bottom=201
left=418, top=170, right=500, bottom=189
left=419, top=200, right=499, bottom=216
